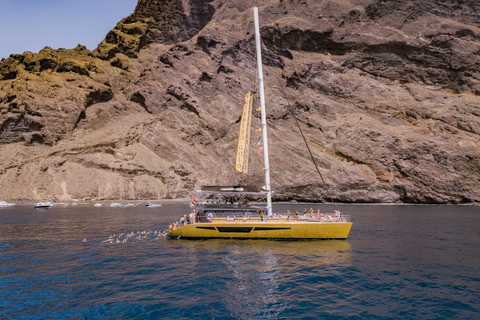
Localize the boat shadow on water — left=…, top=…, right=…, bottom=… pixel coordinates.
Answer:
left=161, top=238, right=353, bottom=318
left=165, top=238, right=352, bottom=266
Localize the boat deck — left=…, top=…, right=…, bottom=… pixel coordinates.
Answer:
left=205, top=216, right=350, bottom=223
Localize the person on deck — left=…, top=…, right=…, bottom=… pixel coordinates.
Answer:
left=260, top=211, right=265, bottom=221
left=189, top=211, right=194, bottom=224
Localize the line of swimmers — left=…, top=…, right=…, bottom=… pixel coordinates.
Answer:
left=101, top=230, right=168, bottom=243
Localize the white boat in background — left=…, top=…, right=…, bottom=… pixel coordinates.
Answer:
left=109, top=202, right=136, bottom=207
left=146, top=203, right=162, bottom=208
left=0, top=201, right=15, bottom=207
left=34, top=202, right=53, bottom=209
left=94, top=203, right=102, bottom=207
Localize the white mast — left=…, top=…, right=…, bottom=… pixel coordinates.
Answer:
left=253, top=7, right=273, bottom=217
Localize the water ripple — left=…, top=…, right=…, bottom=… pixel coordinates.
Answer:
left=1, top=204, right=479, bottom=319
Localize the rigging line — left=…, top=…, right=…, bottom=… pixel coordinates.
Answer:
left=259, top=40, right=338, bottom=211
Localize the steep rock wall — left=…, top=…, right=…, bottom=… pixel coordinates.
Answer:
left=0, top=0, right=479, bottom=203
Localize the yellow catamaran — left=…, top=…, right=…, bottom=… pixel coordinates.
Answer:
left=167, top=7, right=352, bottom=240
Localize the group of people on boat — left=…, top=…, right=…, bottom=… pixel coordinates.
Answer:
left=169, top=210, right=199, bottom=232
left=282, top=208, right=347, bottom=222
left=249, top=207, right=346, bottom=222
left=165, top=207, right=346, bottom=229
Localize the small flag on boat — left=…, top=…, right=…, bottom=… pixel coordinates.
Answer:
left=256, top=107, right=261, bottom=112
left=190, top=196, right=196, bottom=206
left=257, top=147, right=263, bottom=153
left=254, top=127, right=261, bottom=132
left=257, top=139, right=263, bottom=146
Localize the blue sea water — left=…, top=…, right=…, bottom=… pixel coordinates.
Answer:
left=0, top=203, right=479, bottom=319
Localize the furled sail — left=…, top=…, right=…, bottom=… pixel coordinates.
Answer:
left=235, top=92, right=253, bottom=173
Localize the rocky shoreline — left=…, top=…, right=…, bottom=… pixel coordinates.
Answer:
left=1, top=0, right=480, bottom=203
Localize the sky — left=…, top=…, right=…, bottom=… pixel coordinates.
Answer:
left=0, top=0, right=138, bottom=60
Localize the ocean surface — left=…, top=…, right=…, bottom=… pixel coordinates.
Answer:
left=0, top=203, right=479, bottom=319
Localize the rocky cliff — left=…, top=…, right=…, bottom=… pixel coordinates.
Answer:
left=1, top=0, right=479, bottom=203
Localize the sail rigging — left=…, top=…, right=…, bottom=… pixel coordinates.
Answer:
left=166, top=7, right=352, bottom=240
left=235, top=92, right=253, bottom=173
left=257, top=31, right=338, bottom=210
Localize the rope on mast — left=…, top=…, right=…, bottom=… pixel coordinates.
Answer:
left=259, top=40, right=338, bottom=211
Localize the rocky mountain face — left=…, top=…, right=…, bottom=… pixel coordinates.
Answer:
left=1, top=0, right=479, bottom=203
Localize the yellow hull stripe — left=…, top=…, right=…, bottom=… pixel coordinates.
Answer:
left=167, top=221, right=352, bottom=239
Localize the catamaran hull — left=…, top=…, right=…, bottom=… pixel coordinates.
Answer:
left=167, top=221, right=352, bottom=240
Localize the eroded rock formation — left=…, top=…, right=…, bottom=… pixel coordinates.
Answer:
left=1, top=0, right=479, bottom=203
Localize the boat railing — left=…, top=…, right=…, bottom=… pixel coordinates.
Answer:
left=197, top=213, right=351, bottom=223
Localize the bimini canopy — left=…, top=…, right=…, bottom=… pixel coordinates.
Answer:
left=197, top=186, right=267, bottom=196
